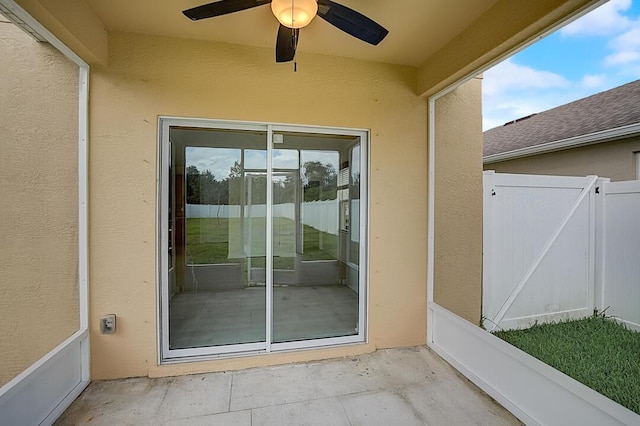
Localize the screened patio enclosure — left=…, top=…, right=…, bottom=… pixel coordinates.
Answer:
left=160, top=120, right=367, bottom=360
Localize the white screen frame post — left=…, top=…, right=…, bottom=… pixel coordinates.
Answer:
left=0, top=1, right=90, bottom=424
left=425, top=2, right=637, bottom=424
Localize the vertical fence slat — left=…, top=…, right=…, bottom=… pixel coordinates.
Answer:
left=602, top=180, right=640, bottom=331
left=482, top=171, right=495, bottom=324
left=594, top=177, right=610, bottom=313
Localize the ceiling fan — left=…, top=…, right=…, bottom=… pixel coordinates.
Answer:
left=183, top=0, right=389, bottom=63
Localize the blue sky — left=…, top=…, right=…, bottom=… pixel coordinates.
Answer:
left=483, top=0, right=640, bottom=130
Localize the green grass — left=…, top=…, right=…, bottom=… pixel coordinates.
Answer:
left=186, top=217, right=237, bottom=264
left=494, top=316, right=640, bottom=414
left=185, top=217, right=339, bottom=266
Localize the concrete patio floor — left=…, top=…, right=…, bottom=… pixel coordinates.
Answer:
left=55, top=346, right=520, bottom=425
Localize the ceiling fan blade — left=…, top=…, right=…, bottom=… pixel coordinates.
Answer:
left=183, top=0, right=271, bottom=21
left=276, top=24, right=299, bottom=63
left=316, top=0, right=388, bottom=45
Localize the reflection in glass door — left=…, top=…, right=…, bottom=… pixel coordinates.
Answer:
left=160, top=119, right=367, bottom=359
left=272, top=133, right=362, bottom=345
left=166, top=127, right=267, bottom=351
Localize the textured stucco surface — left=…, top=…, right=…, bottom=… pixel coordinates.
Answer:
left=433, top=77, right=484, bottom=324
left=4, top=0, right=596, bottom=385
left=0, top=18, right=79, bottom=386
left=485, top=136, right=640, bottom=182
left=89, top=31, right=428, bottom=380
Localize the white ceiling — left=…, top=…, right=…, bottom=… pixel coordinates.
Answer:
left=82, top=0, right=498, bottom=67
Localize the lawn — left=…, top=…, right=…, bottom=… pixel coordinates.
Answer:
left=185, top=217, right=339, bottom=267
left=493, top=316, right=640, bottom=414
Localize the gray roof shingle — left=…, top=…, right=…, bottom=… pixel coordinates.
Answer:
left=483, top=79, right=640, bottom=157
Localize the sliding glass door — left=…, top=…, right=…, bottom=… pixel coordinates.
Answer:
left=271, top=133, right=361, bottom=346
left=165, top=127, right=268, bottom=353
left=159, top=119, right=367, bottom=360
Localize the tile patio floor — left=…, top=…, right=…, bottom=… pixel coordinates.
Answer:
left=55, top=346, right=520, bottom=425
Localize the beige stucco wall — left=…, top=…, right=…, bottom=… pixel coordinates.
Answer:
left=485, top=136, right=640, bottom=181
left=0, top=17, right=79, bottom=386
left=89, top=31, right=429, bottom=380
left=5, top=0, right=596, bottom=385
left=433, top=77, right=484, bottom=324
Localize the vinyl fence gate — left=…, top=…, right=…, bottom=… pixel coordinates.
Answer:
left=483, top=172, right=640, bottom=332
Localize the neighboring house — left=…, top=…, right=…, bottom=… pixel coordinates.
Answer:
left=1, top=0, right=612, bottom=424
left=484, top=79, right=640, bottom=181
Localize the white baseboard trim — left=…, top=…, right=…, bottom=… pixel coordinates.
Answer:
left=427, top=303, right=639, bottom=426
left=0, top=330, right=90, bottom=426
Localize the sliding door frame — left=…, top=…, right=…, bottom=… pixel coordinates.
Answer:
left=158, top=117, right=369, bottom=363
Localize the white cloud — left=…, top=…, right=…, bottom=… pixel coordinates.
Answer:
left=187, top=147, right=242, bottom=179
left=301, top=151, right=339, bottom=168
left=483, top=58, right=569, bottom=97
left=604, top=19, right=640, bottom=67
left=580, top=73, right=608, bottom=88
left=245, top=150, right=267, bottom=170
left=607, top=23, right=640, bottom=64
left=560, top=0, right=632, bottom=36
left=483, top=96, right=568, bottom=130
left=272, top=149, right=299, bottom=169
left=483, top=59, right=573, bottom=130
left=482, top=0, right=640, bottom=131
left=610, top=24, right=640, bottom=49
left=482, top=60, right=615, bottom=130
left=605, top=49, right=640, bottom=65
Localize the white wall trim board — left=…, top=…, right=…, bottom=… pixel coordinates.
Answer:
left=426, top=97, right=436, bottom=343
left=427, top=303, right=639, bottom=426
left=484, top=122, right=640, bottom=164
left=0, top=331, right=90, bottom=426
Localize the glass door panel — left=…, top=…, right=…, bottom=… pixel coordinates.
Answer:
left=272, top=133, right=361, bottom=343
left=168, top=127, right=267, bottom=349
left=161, top=121, right=366, bottom=359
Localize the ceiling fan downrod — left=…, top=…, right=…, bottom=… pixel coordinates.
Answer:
left=292, top=26, right=298, bottom=72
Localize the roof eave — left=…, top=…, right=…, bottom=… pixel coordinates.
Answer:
left=483, top=122, right=640, bottom=164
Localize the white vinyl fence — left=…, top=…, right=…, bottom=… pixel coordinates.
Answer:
left=187, top=200, right=338, bottom=235
left=600, top=180, right=640, bottom=331
left=483, top=172, right=640, bottom=332
left=187, top=204, right=242, bottom=220
left=187, top=200, right=361, bottom=242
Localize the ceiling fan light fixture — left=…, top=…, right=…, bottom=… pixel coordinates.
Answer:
left=271, top=0, right=318, bottom=29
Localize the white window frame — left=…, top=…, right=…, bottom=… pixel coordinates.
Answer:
left=635, top=151, right=640, bottom=180
left=157, top=117, right=369, bottom=363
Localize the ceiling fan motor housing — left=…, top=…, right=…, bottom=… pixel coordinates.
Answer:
left=271, top=0, right=319, bottom=29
